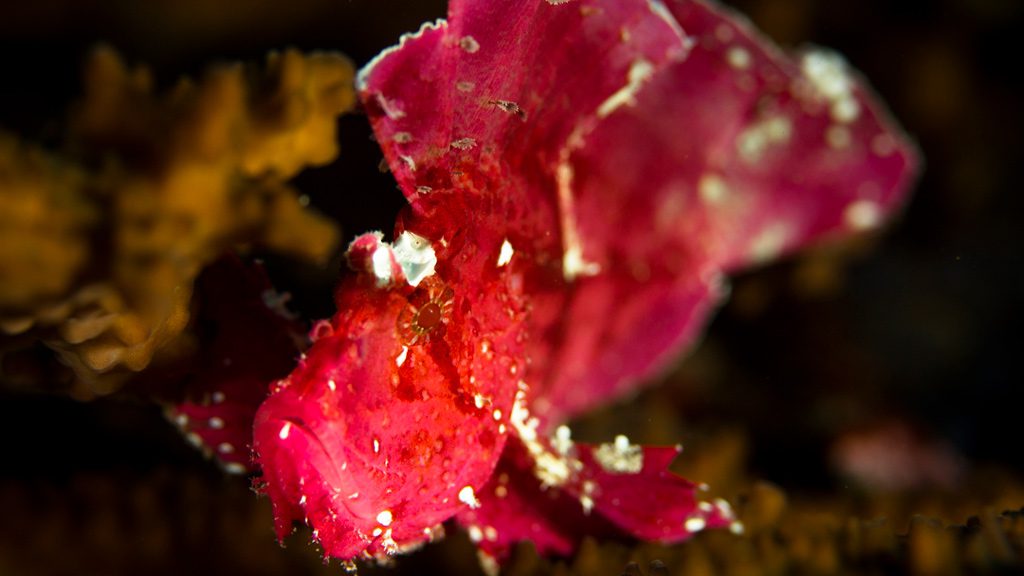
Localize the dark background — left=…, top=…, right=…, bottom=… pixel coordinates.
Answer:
left=1, top=0, right=1021, bottom=574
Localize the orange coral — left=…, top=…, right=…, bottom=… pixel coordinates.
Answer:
left=0, top=46, right=354, bottom=397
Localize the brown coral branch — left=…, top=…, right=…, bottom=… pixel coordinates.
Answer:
left=0, top=46, right=353, bottom=397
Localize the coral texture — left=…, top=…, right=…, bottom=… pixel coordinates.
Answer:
left=0, top=47, right=351, bottom=396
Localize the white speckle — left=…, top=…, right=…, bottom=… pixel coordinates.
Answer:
left=459, top=36, right=480, bottom=53
left=467, top=525, right=483, bottom=543
left=593, top=435, right=644, bottom=474
left=553, top=425, right=574, bottom=456
left=497, top=239, right=514, bottom=267
left=498, top=423, right=506, bottom=434
left=217, top=442, right=234, bottom=454
left=727, top=46, right=751, bottom=70
left=450, top=137, right=477, bottom=150
left=174, top=413, right=189, bottom=427
left=597, top=59, right=654, bottom=118
left=698, top=501, right=714, bottom=513
left=396, top=346, right=409, bottom=367
left=393, top=132, right=413, bottom=144
left=299, top=495, right=307, bottom=505
left=749, top=224, right=791, bottom=263
left=371, top=244, right=395, bottom=286
left=580, top=494, right=594, bottom=514
left=802, top=50, right=853, bottom=101
left=186, top=432, right=203, bottom=447
left=492, top=409, right=502, bottom=421
left=844, top=199, right=882, bottom=230
left=473, top=393, right=486, bottom=409
left=373, top=438, right=381, bottom=454
left=737, top=115, right=792, bottom=164
left=871, top=133, right=897, bottom=156
left=400, top=154, right=416, bottom=172
left=802, top=50, right=860, bottom=124
left=372, top=527, right=383, bottom=538
left=208, top=417, right=224, bottom=430
left=495, top=485, right=508, bottom=498
left=392, top=231, right=437, bottom=287
left=456, top=80, right=475, bottom=92
left=327, top=378, right=337, bottom=392
left=698, top=173, right=729, bottom=204
left=685, top=517, right=707, bottom=532
left=224, top=462, right=247, bottom=474
left=459, top=485, right=480, bottom=508
left=557, top=162, right=600, bottom=280
left=484, top=526, right=497, bottom=541
left=831, top=97, right=860, bottom=123
left=826, top=125, right=852, bottom=149
left=279, top=422, right=291, bottom=440
left=730, top=521, right=746, bottom=535
left=546, top=0, right=572, bottom=4
left=376, top=510, right=394, bottom=526
left=211, top=392, right=225, bottom=404
left=374, top=93, right=406, bottom=120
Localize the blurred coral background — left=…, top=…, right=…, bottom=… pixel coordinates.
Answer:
left=1, top=0, right=1022, bottom=574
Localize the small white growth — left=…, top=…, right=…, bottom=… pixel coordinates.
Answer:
left=373, top=438, right=381, bottom=454
left=327, top=378, right=337, bottom=392
left=467, top=525, right=484, bottom=543
left=299, top=495, right=307, bottom=506
left=698, top=173, right=729, bottom=205
left=492, top=409, right=503, bottom=421
left=400, top=154, right=417, bottom=172
left=737, top=115, right=792, bottom=164
left=473, top=393, right=487, bottom=409
left=279, top=422, right=291, bottom=440
left=376, top=510, right=394, bottom=527
left=553, top=425, right=574, bottom=456
left=392, top=231, right=437, bottom=287
left=801, top=50, right=860, bottom=124
left=844, top=199, right=882, bottom=230
left=727, top=46, right=751, bottom=70
left=730, top=521, right=746, bottom=535
left=375, top=93, right=406, bottom=120
left=371, top=244, right=394, bottom=286
left=484, top=526, right=498, bottom=541
left=459, top=485, right=480, bottom=508
left=557, top=163, right=600, bottom=280
left=211, top=392, right=225, bottom=404
left=497, top=239, right=515, bottom=267
left=174, top=413, right=188, bottom=427
left=597, top=59, right=654, bottom=118
left=224, top=462, right=247, bottom=475
left=831, top=97, right=861, bottom=124
left=217, top=442, right=234, bottom=454
left=749, top=224, right=791, bottom=262
left=451, top=137, right=477, bottom=150
left=459, top=35, right=480, bottom=53
left=393, top=132, right=413, bottom=144
left=396, top=345, right=409, bottom=367
left=546, top=0, right=573, bottom=4
left=593, top=435, right=644, bottom=474
left=208, top=417, right=224, bottom=430
left=685, top=517, right=707, bottom=532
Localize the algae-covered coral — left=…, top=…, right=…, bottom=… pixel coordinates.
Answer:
left=0, top=47, right=352, bottom=396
